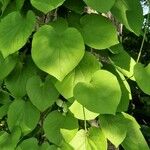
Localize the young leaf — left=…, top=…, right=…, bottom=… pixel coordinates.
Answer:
left=80, top=14, right=119, bottom=49
left=26, top=75, right=59, bottom=112
left=83, top=0, right=115, bottom=13
left=30, top=0, right=65, bottom=14
left=0, top=11, right=35, bottom=58
left=32, top=24, right=85, bottom=81
left=74, top=70, right=121, bottom=114
left=7, top=99, right=40, bottom=134
left=55, top=52, right=100, bottom=99
left=134, top=63, right=150, bottom=95
left=43, top=111, right=78, bottom=145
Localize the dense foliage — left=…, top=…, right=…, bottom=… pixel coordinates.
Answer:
left=0, top=0, right=150, bottom=150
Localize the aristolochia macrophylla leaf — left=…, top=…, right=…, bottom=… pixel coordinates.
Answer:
left=74, top=70, right=121, bottom=114
left=80, top=14, right=119, bottom=49
left=134, top=63, right=150, bottom=95
left=111, top=0, right=143, bottom=35
left=0, top=11, right=35, bottom=58
left=83, top=0, right=115, bottom=13
left=26, top=75, right=59, bottom=112
left=32, top=24, right=85, bottom=81
left=30, top=0, right=65, bottom=14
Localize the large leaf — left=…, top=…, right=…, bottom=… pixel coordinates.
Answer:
left=30, top=0, right=65, bottom=14
left=134, top=63, right=150, bottom=95
left=0, top=11, right=35, bottom=58
left=111, top=0, right=143, bottom=35
left=80, top=14, right=118, bottom=49
left=7, top=99, right=40, bottom=134
left=99, top=113, right=128, bottom=147
left=0, top=53, right=18, bottom=80
left=5, top=58, right=37, bottom=98
left=74, top=70, right=121, bottom=114
left=55, top=52, right=100, bottom=99
left=68, top=128, right=107, bottom=150
left=32, top=23, right=85, bottom=81
left=69, top=100, right=99, bottom=120
left=83, top=0, right=115, bottom=13
left=0, top=127, right=21, bottom=150
left=26, top=75, right=59, bottom=112
left=43, top=111, right=78, bottom=145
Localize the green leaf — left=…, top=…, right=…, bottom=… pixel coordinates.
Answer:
left=69, top=127, right=107, bottom=150
left=83, top=0, right=115, bottom=13
left=7, top=99, right=40, bottom=134
left=110, top=44, right=136, bottom=80
left=32, top=24, right=85, bottom=81
left=5, top=58, right=37, bottom=98
left=134, top=63, right=150, bottom=95
left=0, top=126, right=21, bottom=150
left=0, top=91, right=11, bottom=118
left=99, top=113, right=128, bottom=147
left=74, top=70, right=121, bottom=114
left=43, top=111, right=78, bottom=145
left=69, top=100, right=99, bottom=120
left=26, top=75, right=59, bottom=112
left=122, top=113, right=149, bottom=150
left=0, top=11, right=35, bottom=58
left=111, top=0, right=143, bottom=35
left=104, top=65, right=131, bottom=112
left=80, top=14, right=119, bottom=49
left=0, top=53, right=18, bottom=80
left=55, top=52, right=100, bottom=99
left=30, top=0, right=65, bottom=14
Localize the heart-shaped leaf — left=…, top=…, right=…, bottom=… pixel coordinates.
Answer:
left=55, top=52, right=100, bottom=99
left=99, top=113, right=128, bottom=147
left=30, top=0, right=65, bottom=14
left=0, top=11, right=35, bottom=58
left=43, top=111, right=78, bottom=145
left=83, top=0, right=115, bottom=13
left=26, top=75, right=59, bottom=112
left=134, top=63, right=150, bottom=95
left=74, top=70, right=121, bottom=114
left=5, top=58, right=37, bottom=98
left=7, top=99, right=40, bottom=134
left=121, top=113, right=149, bottom=150
left=80, top=14, right=118, bottom=49
left=32, top=24, right=85, bottom=81
left=111, top=0, right=143, bottom=35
